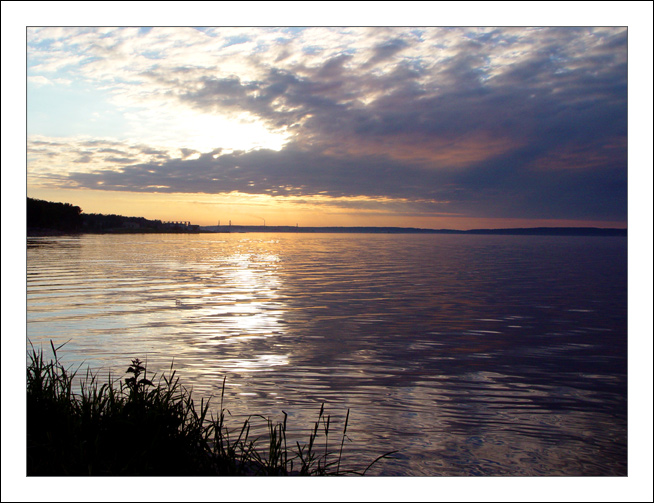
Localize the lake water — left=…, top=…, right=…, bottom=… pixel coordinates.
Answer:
left=26, top=233, right=628, bottom=476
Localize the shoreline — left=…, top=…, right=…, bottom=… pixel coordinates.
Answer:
left=27, top=228, right=201, bottom=237
left=27, top=226, right=628, bottom=237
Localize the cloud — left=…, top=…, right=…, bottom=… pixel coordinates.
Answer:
left=364, top=37, right=410, bottom=68
left=28, top=75, right=72, bottom=87
left=56, top=130, right=624, bottom=221
left=28, top=75, right=54, bottom=86
left=27, top=27, right=628, bottom=223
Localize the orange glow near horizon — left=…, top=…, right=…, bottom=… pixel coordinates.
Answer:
left=26, top=187, right=627, bottom=230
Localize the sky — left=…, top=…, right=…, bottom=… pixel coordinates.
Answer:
left=21, top=21, right=635, bottom=229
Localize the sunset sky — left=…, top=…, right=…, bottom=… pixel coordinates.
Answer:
left=16, top=9, right=642, bottom=229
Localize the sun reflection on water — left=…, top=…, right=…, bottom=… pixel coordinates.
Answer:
left=191, top=249, right=290, bottom=373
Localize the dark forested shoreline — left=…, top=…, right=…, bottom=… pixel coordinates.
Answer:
left=27, top=197, right=200, bottom=235
left=26, top=197, right=626, bottom=237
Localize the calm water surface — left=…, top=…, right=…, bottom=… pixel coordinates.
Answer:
left=26, top=233, right=627, bottom=476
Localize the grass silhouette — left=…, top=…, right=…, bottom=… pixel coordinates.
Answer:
left=26, top=341, right=395, bottom=476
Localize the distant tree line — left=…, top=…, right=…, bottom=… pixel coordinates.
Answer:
left=81, top=212, right=163, bottom=232
left=27, top=197, right=83, bottom=232
left=27, top=197, right=198, bottom=233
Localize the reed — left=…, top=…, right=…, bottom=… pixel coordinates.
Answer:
left=26, top=341, right=395, bottom=476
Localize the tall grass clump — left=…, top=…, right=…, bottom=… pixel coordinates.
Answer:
left=27, top=341, right=395, bottom=476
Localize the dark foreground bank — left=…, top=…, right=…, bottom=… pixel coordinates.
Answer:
left=26, top=342, right=394, bottom=476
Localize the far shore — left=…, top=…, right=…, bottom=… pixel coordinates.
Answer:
left=27, top=226, right=628, bottom=237
left=27, top=227, right=201, bottom=237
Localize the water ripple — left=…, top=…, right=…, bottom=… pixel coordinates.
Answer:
left=27, top=233, right=627, bottom=475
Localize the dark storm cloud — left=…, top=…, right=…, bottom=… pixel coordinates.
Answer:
left=189, top=29, right=624, bottom=146
left=180, top=148, right=198, bottom=159
left=103, top=156, right=136, bottom=164
left=363, top=38, right=410, bottom=68
left=65, top=28, right=627, bottom=222
left=97, top=148, right=128, bottom=155
left=68, top=141, right=455, bottom=201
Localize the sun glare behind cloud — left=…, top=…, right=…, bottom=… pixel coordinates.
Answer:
left=125, top=107, right=291, bottom=154
left=178, top=112, right=291, bottom=153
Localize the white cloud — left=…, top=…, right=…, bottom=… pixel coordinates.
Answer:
left=28, top=75, right=53, bottom=86
left=28, top=75, right=72, bottom=87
